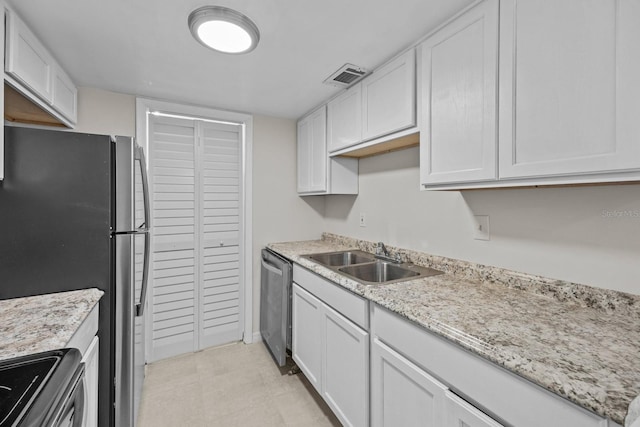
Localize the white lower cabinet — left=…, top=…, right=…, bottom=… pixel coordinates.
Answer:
left=322, top=305, right=368, bottom=427
left=445, top=391, right=503, bottom=427
left=291, top=283, right=323, bottom=390
left=371, top=338, right=447, bottom=427
left=65, top=303, right=100, bottom=427
left=292, top=267, right=369, bottom=427
left=372, top=304, right=613, bottom=427
left=82, top=336, right=100, bottom=427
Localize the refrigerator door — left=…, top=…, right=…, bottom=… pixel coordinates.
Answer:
left=114, top=136, right=134, bottom=233
left=133, top=232, right=147, bottom=425
left=0, top=127, right=111, bottom=297
left=114, top=233, right=135, bottom=427
left=113, top=136, right=150, bottom=427
left=132, top=147, right=149, bottom=424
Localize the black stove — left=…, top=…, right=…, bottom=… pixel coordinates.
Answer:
left=0, top=349, right=83, bottom=426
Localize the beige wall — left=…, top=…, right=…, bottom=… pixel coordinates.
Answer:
left=251, top=115, right=325, bottom=332
left=74, top=87, right=136, bottom=136
left=323, top=147, right=640, bottom=295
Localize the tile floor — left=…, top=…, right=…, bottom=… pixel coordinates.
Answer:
left=137, top=341, right=342, bottom=426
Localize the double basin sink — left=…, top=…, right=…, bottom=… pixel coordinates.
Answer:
left=302, top=250, right=444, bottom=286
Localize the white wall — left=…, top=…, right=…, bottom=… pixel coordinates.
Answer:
left=74, top=87, right=135, bottom=136
left=251, top=115, right=325, bottom=331
left=324, top=147, right=640, bottom=295
left=72, top=88, right=327, bottom=337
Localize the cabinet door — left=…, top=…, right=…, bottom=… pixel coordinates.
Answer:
left=371, top=338, right=447, bottom=427
left=445, top=391, right=503, bottom=427
left=297, top=118, right=312, bottom=192
left=297, top=106, right=327, bottom=194
left=499, top=0, right=640, bottom=179
left=5, top=8, right=54, bottom=102
left=322, top=305, right=369, bottom=427
left=292, top=283, right=323, bottom=392
left=52, top=65, right=78, bottom=124
left=362, top=50, right=416, bottom=141
left=82, top=336, right=100, bottom=427
left=309, top=107, right=328, bottom=192
left=420, top=0, right=498, bottom=185
left=327, top=83, right=362, bottom=152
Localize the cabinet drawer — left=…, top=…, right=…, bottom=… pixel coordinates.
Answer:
left=293, top=264, right=368, bottom=330
left=372, top=305, right=608, bottom=427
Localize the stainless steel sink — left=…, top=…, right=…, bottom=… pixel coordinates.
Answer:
left=303, top=250, right=444, bottom=285
left=303, top=250, right=375, bottom=267
left=339, top=261, right=420, bottom=283
left=338, top=260, right=443, bottom=285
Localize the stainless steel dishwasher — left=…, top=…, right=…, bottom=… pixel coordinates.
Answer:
left=260, top=248, right=292, bottom=366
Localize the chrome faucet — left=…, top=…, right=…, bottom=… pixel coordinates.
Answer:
left=375, top=242, right=401, bottom=263
left=376, top=242, right=390, bottom=257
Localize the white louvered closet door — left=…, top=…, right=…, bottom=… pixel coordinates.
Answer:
left=149, top=116, right=198, bottom=361
left=198, top=122, right=243, bottom=348
left=148, top=114, right=243, bottom=361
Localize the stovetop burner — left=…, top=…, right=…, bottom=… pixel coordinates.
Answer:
left=0, top=356, right=59, bottom=425
left=0, top=349, right=79, bottom=426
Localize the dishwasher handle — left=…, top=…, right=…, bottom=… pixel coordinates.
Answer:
left=261, top=255, right=284, bottom=276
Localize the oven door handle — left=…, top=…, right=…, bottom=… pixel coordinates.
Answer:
left=50, top=363, right=85, bottom=427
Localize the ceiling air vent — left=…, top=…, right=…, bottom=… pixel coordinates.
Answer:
left=323, top=64, right=369, bottom=87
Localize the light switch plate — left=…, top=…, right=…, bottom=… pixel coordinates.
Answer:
left=359, top=213, right=367, bottom=227
left=473, top=215, right=490, bottom=240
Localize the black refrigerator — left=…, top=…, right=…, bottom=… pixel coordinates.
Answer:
left=0, top=126, right=150, bottom=427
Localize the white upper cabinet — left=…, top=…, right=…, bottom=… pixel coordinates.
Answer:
left=297, top=105, right=358, bottom=196
left=498, top=0, right=640, bottom=179
left=4, top=6, right=78, bottom=126
left=297, top=106, right=328, bottom=194
left=325, top=49, right=417, bottom=156
left=5, top=8, right=54, bottom=102
left=419, top=0, right=499, bottom=186
left=362, top=49, right=416, bottom=141
left=52, top=64, right=78, bottom=123
left=327, top=83, right=362, bottom=152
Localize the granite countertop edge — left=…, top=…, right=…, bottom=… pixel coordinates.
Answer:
left=0, top=288, right=104, bottom=361
left=266, top=238, right=640, bottom=427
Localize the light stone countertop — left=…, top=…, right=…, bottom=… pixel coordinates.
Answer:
left=0, top=288, right=103, bottom=361
left=267, top=234, right=640, bottom=427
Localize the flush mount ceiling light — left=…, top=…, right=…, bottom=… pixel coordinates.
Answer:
left=188, top=6, right=260, bottom=54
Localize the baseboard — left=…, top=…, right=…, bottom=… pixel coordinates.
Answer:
left=243, top=330, right=262, bottom=344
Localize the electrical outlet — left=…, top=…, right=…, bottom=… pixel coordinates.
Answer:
left=359, top=213, right=367, bottom=227
left=473, top=215, right=490, bottom=240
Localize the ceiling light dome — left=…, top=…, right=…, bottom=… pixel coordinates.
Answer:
left=188, top=6, right=260, bottom=54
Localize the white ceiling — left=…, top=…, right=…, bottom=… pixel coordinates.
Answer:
left=8, top=0, right=473, bottom=119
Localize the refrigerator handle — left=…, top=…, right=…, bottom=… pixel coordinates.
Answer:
left=136, top=231, right=150, bottom=317
left=134, top=144, right=151, bottom=230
